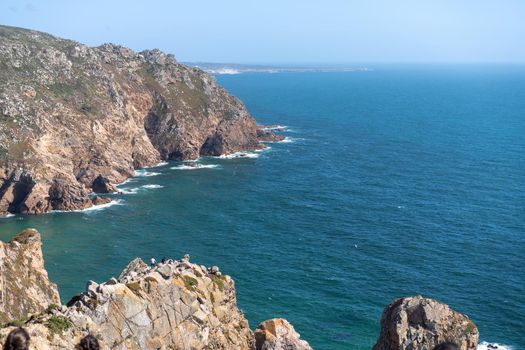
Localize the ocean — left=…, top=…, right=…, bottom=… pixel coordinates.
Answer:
left=1, top=65, right=524, bottom=349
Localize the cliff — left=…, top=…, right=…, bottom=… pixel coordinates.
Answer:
left=0, top=230, right=311, bottom=349
left=0, top=229, right=60, bottom=324
left=0, top=25, right=271, bottom=216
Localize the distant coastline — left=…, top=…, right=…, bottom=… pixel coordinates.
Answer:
left=186, top=62, right=371, bottom=74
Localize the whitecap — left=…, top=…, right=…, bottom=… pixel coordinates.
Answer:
left=145, top=161, right=169, bottom=168
left=141, top=184, right=164, bottom=189
left=53, top=199, right=124, bottom=213
left=134, top=170, right=161, bottom=177
left=261, top=125, right=287, bottom=132
left=1, top=213, right=15, bottom=219
left=171, top=164, right=220, bottom=170
left=217, top=152, right=260, bottom=159
left=477, top=342, right=513, bottom=350
left=119, top=187, right=139, bottom=195
left=280, top=137, right=304, bottom=143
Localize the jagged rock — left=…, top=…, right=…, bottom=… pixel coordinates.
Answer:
left=0, top=25, right=280, bottom=216
left=255, top=318, right=313, bottom=350
left=91, top=196, right=112, bottom=206
left=91, top=175, right=117, bottom=193
left=373, top=296, right=479, bottom=350
left=0, top=229, right=60, bottom=323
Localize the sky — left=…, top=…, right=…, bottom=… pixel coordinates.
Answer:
left=0, top=0, right=524, bottom=64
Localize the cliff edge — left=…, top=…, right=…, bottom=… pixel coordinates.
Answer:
left=0, top=230, right=311, bottom=349
left=0, top=25, right=272, bottom=216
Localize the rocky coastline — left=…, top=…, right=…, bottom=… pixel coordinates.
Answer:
left=0, top=25, right=281, bottom=216
left=0, top=229, right=480, bottom=349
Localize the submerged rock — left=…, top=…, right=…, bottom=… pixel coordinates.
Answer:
left=373, top=295, right=479, bottom=350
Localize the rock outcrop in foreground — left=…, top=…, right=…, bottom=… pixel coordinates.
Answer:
left=373, top=296, right=479, bottom=350
left=0, top=229, right=480, bottom=349
left=0, top=229, right=60, bottom=324
left=0, top=25, right=276, bottom=216
left=0, top=229, right=310, bottom=349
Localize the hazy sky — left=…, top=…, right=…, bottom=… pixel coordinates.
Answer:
left=1, top=0, right=524, bottom=64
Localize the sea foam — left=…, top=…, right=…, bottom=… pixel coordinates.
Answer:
left=141, top=184, right=164, bottom=189
left=218, top=152, right=259, bottom=159
left=171, top=164, right=220, bottom=170
left=477, top=342, right=513, bottom=350
left=134, top=170, right=161, bottom=177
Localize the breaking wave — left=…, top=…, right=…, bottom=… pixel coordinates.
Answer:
left=217, top=152, right=260, bottom=159
left=134, top=170, right=161, bottom=177
left=477, top=342, right=513, bottom=350
left=141, top=184, right=164, bottom=189
left=171, top=164, right=220, bottom=170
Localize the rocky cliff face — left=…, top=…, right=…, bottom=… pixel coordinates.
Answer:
left=0, top=229, right=60, bottom=324
left=373, top=296, right=479, bottom=350
left=0, top=25, right=269, bottom=216
left=0, top=230, right=310, bottom=349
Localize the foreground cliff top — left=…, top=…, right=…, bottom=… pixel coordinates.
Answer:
left=0, top=229, right=479, bottom=349
left=0, top=25, right=276, bottom=216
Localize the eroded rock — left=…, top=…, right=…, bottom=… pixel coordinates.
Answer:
left=373, top=296, right=479, bottom=350
left=255, top=318, right=312, bottom=350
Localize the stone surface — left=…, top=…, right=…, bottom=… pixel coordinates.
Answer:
left=0, top=25, right=277, bottom=216
left=372, top=296, right=479, bottom=350
left=0, top=229, right=60, bottom=323
left=254, top=318, right=313, bottom=350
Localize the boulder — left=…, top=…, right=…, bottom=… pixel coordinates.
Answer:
left=373, top=296, right=479, bottom=350
left=255, top=318, right=313, bottom=350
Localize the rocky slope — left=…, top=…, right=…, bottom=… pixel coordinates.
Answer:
left=0, top=229, right=482, bottom=350
left=0, top=25, right=273, bottom=216
left=0, top=229, right=310, bottom=349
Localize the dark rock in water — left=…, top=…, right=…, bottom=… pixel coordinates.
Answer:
left=257, top=127, right=286, bottom=142
left=255, top=318, right=313, bottom=350
left=0, top=25, right=269, bottom=216
left=91, top=196, right=111, bottom=206
left=373, top=295, right=479, bottom=350
left=91, top=175, right=117, bottom=193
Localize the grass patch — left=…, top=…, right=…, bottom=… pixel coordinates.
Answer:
left=183, top=276, right=198, bottom=291
left=47, top=315, right=72, bottom=334
left=126, top=282, right=141, bottom=294
left=212, top=275, right=226, bottom=292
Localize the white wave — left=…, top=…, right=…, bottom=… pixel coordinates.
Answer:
left=53, top=199, right=124, bottom=213
left=261, top=125, right=287, bottom=132
left=218, top=151, right=260, bottom=159
left=141, top=184, right=164, bottom=189
left=119, top=187, right=139, bottom=195
left=147, top=161, right=169, bottom=168
left=134, top=169, right=161, bottom=177
left=171, top=164, right=220, bottom=170
left=1, top=213, right=15, bottom=219
left=255, top=146, right=271, bottom=152
left=280, top=137, right=304, bottom=143
left=477, top=342, right=513, bottom=350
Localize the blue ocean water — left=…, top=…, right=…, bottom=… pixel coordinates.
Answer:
left=1, top=66, right=524, bottom=349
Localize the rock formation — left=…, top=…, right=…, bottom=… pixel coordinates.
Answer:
left=373, top=296, right=479, bottom=350
left=0, top=25, right=275, bottom=216
left=0, top=229, right=60, bottom=324
left=254, top=319, right=312, bottom=350
left=0, top=230, right=310, bottom=349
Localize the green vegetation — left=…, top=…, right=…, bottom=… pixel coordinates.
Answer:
left=45, top=304, right=60, bottom=313
left=126, top=281, right=141, bottom=294
left=212, top=275, right=226, bottom=292
left=183, top=275, right=198, bottom=291
left=46, top=315, right=72, bottom=334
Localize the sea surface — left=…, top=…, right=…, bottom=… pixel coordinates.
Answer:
left=1, top=66, right=524, bottom=350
